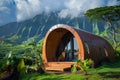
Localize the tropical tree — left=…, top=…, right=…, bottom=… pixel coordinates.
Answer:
left=85, top=5, right=120, bottom=50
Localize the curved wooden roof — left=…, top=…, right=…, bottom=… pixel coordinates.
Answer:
left=42, top=24, right=115, bottom=65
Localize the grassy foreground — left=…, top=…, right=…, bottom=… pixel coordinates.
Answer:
left=20, top=59, right=120, bottom=80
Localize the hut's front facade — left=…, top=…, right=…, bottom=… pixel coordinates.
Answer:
left=42, top=24, right=115, bottom=71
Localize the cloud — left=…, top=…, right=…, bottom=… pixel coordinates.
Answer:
left=15, top=0, right=120, bottom=21
left=15, top=0, right=41, bottom=21
left=15, top=0, right=66, bottom=21
left=0, top=0, right=119, bottom=25
left=58, top=0, right=119, bottom=18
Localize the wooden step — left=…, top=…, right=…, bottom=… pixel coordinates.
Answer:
left=45, top=66, right=71, bottom=72
left=45, top=62, right=74, bottom=72
left=47, top=62, right=74, bottom=67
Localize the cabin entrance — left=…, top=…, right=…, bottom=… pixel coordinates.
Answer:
left=55, top=32, right=78, bottom=62
left=44, top=27, right=80, bottom=63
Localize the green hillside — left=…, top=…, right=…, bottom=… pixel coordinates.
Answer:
left=0, top=12, right=105, bottom=44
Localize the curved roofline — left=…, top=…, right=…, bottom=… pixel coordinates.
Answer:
left=42, top=24, right=85, bottom=63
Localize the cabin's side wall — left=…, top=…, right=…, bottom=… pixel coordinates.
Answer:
left=76, top=29, right=114, bottom=65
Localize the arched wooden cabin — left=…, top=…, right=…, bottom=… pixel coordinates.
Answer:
left=42, top=24, right=115, bottom=71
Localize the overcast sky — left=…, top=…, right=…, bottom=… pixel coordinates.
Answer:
left=0, top=0, right=119, bottom=26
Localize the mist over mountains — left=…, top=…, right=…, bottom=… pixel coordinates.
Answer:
left=0, top=12, right=105, bottom=44
left=0, top=0, right=119, bottom=26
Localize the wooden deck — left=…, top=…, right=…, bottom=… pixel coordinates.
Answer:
left=45, top=62, right=74, bottom=72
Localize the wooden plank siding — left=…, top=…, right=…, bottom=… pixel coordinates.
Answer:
left=42, top=24, right=115, bottom=71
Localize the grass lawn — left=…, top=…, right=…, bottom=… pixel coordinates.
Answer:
left=20, top=59, right=120, bottom=80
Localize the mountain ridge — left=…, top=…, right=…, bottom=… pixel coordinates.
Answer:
left=0, top=12, right=105, bottom=44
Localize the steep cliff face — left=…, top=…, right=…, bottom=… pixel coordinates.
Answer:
left=0, top=12, right=104, bottom=44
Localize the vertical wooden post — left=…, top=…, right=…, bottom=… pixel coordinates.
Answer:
left=70, top=37, right=74, bottom=60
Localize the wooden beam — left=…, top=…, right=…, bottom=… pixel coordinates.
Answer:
left=70, top=36, right=74, bottom=60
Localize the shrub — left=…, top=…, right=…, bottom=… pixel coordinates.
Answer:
left=71, top=59, right=94, bottom=75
